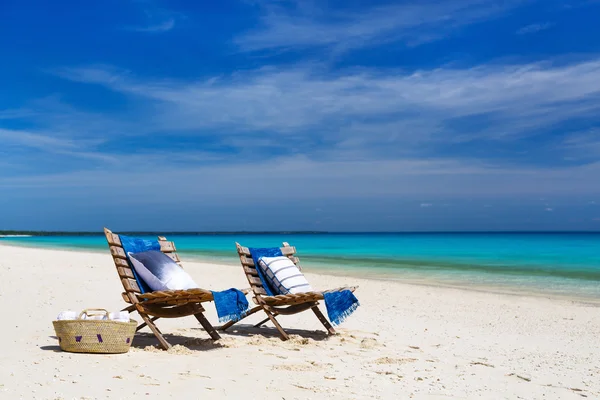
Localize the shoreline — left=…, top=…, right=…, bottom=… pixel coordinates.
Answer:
left=2, top=241, right=599, bottom=305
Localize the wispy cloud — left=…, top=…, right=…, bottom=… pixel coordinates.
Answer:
left=0, top=128, right=116, bottom=164
left=3, top=93, right=600, bottom=201
left=0, top=128, right=80, bottom=151
left=562, top=128, right=600, bottom=160
left=235, top=0, right=530, bottom=53
left=53, top=57, right=600, bottom=154
left=123, top=3, right=180, bottom=33
left=5, top=54, right=599, bottom=200
left=3, top=95, right=138, bottom=140
left=126, top=17, right=175, bottom=33
left=516, top=22, right=553, bottom=35
left=0, top=109, right=37, bottom=120
left=1, top=155, right=600, bottom=202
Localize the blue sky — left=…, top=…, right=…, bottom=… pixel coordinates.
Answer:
left=1, top=0, right=600, bottom=231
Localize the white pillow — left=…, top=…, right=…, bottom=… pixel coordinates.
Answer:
left=128, top=250, right=198, bottom=292
left=258, top=256, right=312, bottom=294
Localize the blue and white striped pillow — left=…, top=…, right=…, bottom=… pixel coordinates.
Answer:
left=257, top=256, right=312, bottom=294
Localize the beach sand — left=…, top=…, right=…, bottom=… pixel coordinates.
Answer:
left=0, top=244, right=598, bottom=399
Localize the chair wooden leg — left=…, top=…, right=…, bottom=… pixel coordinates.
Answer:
left=254, top=316, right=271, bottom=328
left=265, top=311, right=289, bottom=341
left=140, top=313, right=171, bottom=350
left=122, top=305, right=136, bottom=313
left=255, top=309, right=279, bottom=328
left=219, top=305, right=263, bottom=331
left=312, top=306, right=336, bottom=335
left=194, top=313, right=221, bottom=340
left=136, top=316, right=159, bottom=332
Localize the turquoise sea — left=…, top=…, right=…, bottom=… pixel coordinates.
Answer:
left=2, top=233, right=600, bottom=300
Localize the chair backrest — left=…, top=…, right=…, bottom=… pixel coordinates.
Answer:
left=235, top=242, right=300, bottom=299
left=104, top=227, right=182, bottom=303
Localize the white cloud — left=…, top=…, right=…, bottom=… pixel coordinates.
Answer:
left=0, top=109, right=37, bottom=120
left=516, top=22, right=553, bottom=35
left=420, top=203, right=433, bottom=207
left=123, top=5, right=182, bottom=34
left=235, top=0, right=530, bottom=53
left=54, top=58, right=600, bottom=148
left=5, top=55, right=599, bottom=198
left=126, top=18, right=175, bottom=33
left=0, top=128, right=116, bottom=163
left=1, top=156, right=599, bottom=201
left=0, top=128, right=80, bottom=150
left=562, top=128, right=600, bottom=160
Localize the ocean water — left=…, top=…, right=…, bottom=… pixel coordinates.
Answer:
left=2, top=233, right=600, bottom=299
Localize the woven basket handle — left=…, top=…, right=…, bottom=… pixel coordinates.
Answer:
left=78, top=308, right=110, bottom=320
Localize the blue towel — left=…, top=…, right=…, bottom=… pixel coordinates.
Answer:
left=323, top=290, right=360, bottom=326
left=119, top=234, right=161, bottom=294
left=249, top=246, right=359, bottom=326
left=211, top=289, right=250, bottom=323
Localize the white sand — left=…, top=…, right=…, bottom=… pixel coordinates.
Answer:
left=0, top=244, right=598, bottom=399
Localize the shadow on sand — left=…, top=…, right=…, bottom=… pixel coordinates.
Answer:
left=41, top=323, right=333, bottom=353
left=203, top=323, right=330, bottom=341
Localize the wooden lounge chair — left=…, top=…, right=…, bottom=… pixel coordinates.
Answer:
left=104, top=227, right=224, bottom=350
left=219, top=242, right=357, bottom=341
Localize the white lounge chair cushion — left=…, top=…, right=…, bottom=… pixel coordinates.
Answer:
left=128, top=250, right=198, bottom=291
left=257, top=256, right=312, bottom=294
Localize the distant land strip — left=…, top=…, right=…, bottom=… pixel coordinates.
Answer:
left=1, top=230, right=599, bottom=236
left=0, top=231, right=329, bottom=236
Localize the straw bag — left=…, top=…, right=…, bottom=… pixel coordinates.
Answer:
left=52, top=309, right=137, bottom=354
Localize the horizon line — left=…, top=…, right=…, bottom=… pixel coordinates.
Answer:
left=2, top=230, right=600, bottom=236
